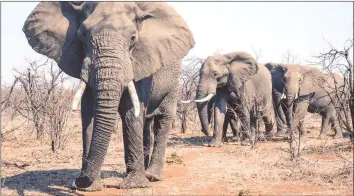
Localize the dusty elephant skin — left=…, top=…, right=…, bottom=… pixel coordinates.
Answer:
left=22, top=2, right=195, bottom=191
left=265, top=63, right=345, bottom=141
left=206, top=90, right=241, bottom=146
left=185, top=52, right=275, bottom=147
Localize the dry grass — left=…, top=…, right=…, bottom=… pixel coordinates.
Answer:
left=1, top=114, right=353, bottom=196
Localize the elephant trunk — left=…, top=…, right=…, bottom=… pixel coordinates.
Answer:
left=285, top=84, right=298, bottom=127
left=196, top=96, right=210, bottom=136
left=82, top=34, right=136, bottom=181
left=196, top=85, right=213, bottom=136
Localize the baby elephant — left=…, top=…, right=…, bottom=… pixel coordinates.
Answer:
left=183, top=52, right=275, bottom=146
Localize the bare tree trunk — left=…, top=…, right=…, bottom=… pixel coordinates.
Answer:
left=172, top=118, right=176, bottom=129
left=181, top=111, right=187, bottom=133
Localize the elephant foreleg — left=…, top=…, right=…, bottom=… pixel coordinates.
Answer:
left=273, top=92, right=288, bottom=136
left=80, top=87, right=94, bottom=177
left=209, top=93, right=227, bottom=147
left=222, top=111, right=231, bottom=143
left=119, top=91, right=150, bottom=189
left=289, top=101, right=309, bottom=157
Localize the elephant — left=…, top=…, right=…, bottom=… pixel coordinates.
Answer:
left=22, top=2, right=195, bottom=191
left=183, top=52, right=275, bottom=147
left=206, top=89, right=241, bottom=144
left=264, top=63, right=345, bottom=140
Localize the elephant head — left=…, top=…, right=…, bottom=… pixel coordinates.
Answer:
left=265, top=63, right=316, bottom=127
left=182, top=52, right=258, bottom=136
left=23, top=1, right=194, bottom=180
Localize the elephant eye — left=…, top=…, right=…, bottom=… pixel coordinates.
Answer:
left=131, top=35, right=136, bottom=44
left=129, top=35, right=136, bottom=51
left=212, top=72, right=218, bottom=79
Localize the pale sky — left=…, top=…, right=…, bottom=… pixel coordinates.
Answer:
left=1, top=2, right=353, bottom=86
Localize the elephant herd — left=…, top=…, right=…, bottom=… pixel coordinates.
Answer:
left=22, top=2, right=346, bottom=191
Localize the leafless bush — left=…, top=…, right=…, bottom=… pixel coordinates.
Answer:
left=1, top=84, right=27, bottom=139
left=177, top=56, right=204, bottom=133
left=46, top=88, right=72, bottom=152
left=312, top=38, right=353, bottom=138
left=4, top=58, right=73, bottom=152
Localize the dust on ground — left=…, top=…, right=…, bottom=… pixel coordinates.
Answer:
left=1, top=113, right=353, bottom=195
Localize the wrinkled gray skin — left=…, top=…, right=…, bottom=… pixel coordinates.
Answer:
left=195, top=52, right=275, bottom=147
left=265, top=63, right=344, bottom=140
left=206, top=89, right=241, bottom=145
left=22, top=2, right=194, bottom=191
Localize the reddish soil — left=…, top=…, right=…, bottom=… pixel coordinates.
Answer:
left=1, top=113, right=353, bottom=195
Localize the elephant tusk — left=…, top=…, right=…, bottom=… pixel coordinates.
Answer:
left=281, top=93, right=286, bottom=99
left=181, top=100, right=193, bottom=104
left=295, top=93, right=299, bottom=100
left=194, top=93, right=214, bottom=103
left=127, top=81, right=140, bottom=117
left=72, top=81, right=87, bottom=111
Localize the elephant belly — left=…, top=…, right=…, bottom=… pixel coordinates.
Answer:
left=146, top=62, right=181, bottom=116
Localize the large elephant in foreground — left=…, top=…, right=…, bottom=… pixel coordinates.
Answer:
left=22, top=2, right=195, bottom=191
left=265, top=63, right=344, bottom=140
left=183, top=52, right=275, bottom=146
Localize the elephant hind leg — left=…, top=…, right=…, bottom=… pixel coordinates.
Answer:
left=146, top=92, right=177, bottom=182
left=318, top=114, right=331, bottom=140
left=330, top=112, right=343, bottom=139
left=222, top=111, right=231, bottom=143
left=143, top=118, right=154, bottom=169
left=230, top=116, right=240, bottom=142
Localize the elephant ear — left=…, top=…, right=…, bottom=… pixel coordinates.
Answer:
left=224, top=52, right=258, bottom=91
left=22, top=2, right=83, bottom=79
left=265, top=63, right=287, bottom=74
left=131, top=2, right=195, bottom=81
left=225, top=52, right=258, bottom=82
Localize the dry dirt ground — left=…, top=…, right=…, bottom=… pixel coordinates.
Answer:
left=1, top=113, right=353, bottom=196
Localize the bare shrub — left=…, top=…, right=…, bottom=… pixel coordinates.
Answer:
left=46, top=88, right=72, bottom=152
left=177, top=56, right=203, bottom=133
left=5, top=58, right=73, bottom=152
left=312, top=38, right=353, bottom=138
left=1, top=81, right=27, bottom=139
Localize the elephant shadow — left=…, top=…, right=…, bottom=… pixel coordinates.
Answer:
left=168, top=136, right=210, bottom=147
left=1, top=169, right=124, bottom=196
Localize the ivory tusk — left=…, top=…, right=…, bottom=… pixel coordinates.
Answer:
left=281, top=93, right=286, bottom=99
left=127, top=81, right=140, bottom=117
left=181, top=100, right=192, bottom=104
left=72, top=81, right=87, bottom=111
left=194, top=93, right=215, bottom=103
left=295, top=93, right=299, bottom=100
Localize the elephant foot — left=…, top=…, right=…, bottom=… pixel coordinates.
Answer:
left=145, top=167, right=163, bottom=182
left=275, top=129, right=287, bottom=137
left=70, top=176, right=103, bottom=192
left=120, top=172, right=151, bottom=189
left=333, top=133, right=343, bottom=139
left=231, top=136, right=241, bottom=142
left=266, top=130, right=277, bottom=139
left=240, top=139, right=251, bottom=146
left=318, top=134, right=327, bottom=140
left=222, top=136, right=229, bottom=143
left=258, top=132, right=266, bottom=141
left=208, top=138, right=223, bottom=147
